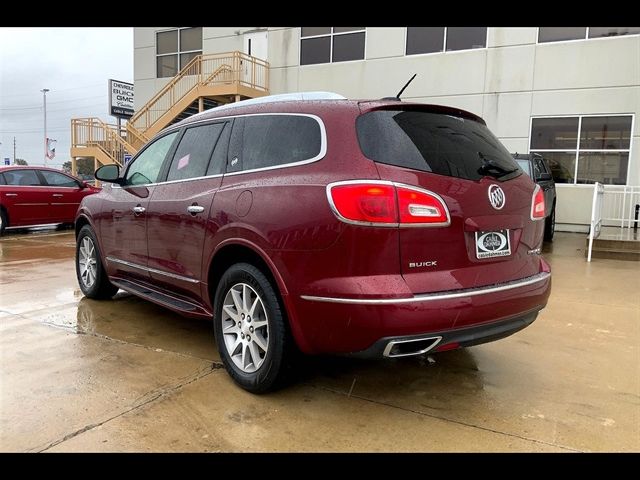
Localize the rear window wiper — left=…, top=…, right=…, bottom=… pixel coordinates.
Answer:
left=477, top=153, right=518, bottom=178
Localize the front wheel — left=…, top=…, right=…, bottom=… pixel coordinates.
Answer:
left=0, top=209, right=6, bottom=236
left=544, top=206, right=555, bottom=242
left=76, top=225, right=119, bottom=299
left=213, top=263, right=292, bottom=393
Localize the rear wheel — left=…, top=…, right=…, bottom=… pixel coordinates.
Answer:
left=544, top=205, right=555, bottom=242
left=213, top=263, right=292, bottom=393
left=76, top=225, right=119, bottom=299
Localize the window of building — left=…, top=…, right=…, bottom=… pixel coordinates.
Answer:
left=166, top=123, right=226, bottom=181
left=406, top=27, right=487, bottom=55
left=156, top=27, right=202, bottom=78
left=300, top=27, right=366, bottom=65
left=538, top=27, right=640, bottom=43
left=588, top=27, right=640, bottom=38
left=530, top=115, right=632, bottom=185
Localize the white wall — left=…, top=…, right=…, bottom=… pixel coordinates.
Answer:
left=133, top=27, right=640, bottom=229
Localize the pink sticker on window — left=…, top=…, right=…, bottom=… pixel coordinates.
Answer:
left=177, top=154, right=190, bottom=170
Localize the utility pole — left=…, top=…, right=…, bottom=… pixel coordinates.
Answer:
left=13, top=137, right=16, bottom=164
left=41, top=88, right=49, bottom=166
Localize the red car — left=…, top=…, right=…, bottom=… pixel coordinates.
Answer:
left=0, top=166, right=100, bottom=235
left=75, top=93, right=551, bottom=392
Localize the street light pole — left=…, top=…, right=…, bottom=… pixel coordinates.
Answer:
left=41, top=88, right=49, bottom=166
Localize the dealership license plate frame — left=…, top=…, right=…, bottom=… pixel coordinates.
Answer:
left=475, top=229, right=511, bottom=259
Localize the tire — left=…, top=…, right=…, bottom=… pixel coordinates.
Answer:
left=213, top=262, right=292, bottom=393
left=544, top=205, right=555, bottom=242
left=76, top=225, right=119, bottom=299
left=0, top=209, right=6, bottom=236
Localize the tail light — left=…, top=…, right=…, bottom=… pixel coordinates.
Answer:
left=531, top=185, right=546, bottom=221
left=327, top=181, right=450, bottom=227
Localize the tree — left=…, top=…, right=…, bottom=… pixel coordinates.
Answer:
left=61, top=158, right=94, bottom=176
left=14, top=158, right=28, bottom=165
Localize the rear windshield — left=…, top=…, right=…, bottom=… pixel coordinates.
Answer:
left=356, top=110, right=521, bottom=182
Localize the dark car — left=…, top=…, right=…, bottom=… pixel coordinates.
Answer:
left=75, top=92, right=551, bottom=393
left=0, top=166, right=100, bottom=235
left=512, top=153, right=556, bottom=241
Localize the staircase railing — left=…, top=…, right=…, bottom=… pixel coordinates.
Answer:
left=71, top=118, right=136, bottom=166
left=127, top=51, right=269, bottom=143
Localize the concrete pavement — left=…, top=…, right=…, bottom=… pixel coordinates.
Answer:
left=1, top=229, right=638, bottom=452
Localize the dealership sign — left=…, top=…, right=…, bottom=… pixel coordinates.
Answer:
left=109, top=79, right=134, bottom=118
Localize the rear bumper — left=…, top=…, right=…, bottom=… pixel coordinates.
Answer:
left=291, top=272, right=551, bottom=354
left=349, top=309, right=539, bottom=359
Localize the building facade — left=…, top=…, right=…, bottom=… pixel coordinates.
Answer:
left=133, top=27, right=640, bottom=231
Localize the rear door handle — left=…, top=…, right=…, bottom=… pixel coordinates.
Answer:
left=187, top=205, right=205, bottom=215
left=52, top=194, right=63, bottom=197
left=132, top=206, right=146, bottom=214
left=5, top=193, right=18, bottom=197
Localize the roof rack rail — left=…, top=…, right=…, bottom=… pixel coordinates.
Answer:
left=191, top=91, right=347, bottom=118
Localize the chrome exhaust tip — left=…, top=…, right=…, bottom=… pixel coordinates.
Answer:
left=382, top=336, right=442, bottom=358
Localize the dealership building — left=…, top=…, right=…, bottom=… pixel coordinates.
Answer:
left=131, top=27, right=640, bottom=232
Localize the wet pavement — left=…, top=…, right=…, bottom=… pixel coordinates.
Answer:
left=1, top=227, right=638, bottom=452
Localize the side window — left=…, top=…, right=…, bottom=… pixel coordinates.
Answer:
left=207, top=122, right=231, bottom=176
left=166, top=123, right=225, bottom=181
left=40, top=170, right=80, bottom=188
left=0, top=173, right=5, bottom=185
left=237, top=115, right=322, bottom=172
left=3, top=169, right=41, bottom=186
left=126, top=132, right=178, bottom=186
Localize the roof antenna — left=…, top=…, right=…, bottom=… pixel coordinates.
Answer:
left=396, top=73, right=417, bottom=99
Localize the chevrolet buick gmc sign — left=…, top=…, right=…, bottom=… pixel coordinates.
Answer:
left=109, top=79, right=134, bottom=118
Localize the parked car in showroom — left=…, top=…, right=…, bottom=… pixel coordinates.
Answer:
left=0, top=166, right=100, bottom=235
left=75, top=92, right=552, bottom=393
left=512, top=153, right=557, bottom=241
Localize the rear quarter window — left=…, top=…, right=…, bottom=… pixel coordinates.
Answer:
left=356, top=110, right=520, bottom=182
left=233, top=115, right=323, bottom=172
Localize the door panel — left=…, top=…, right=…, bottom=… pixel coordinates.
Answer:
left=99, top=130, right=180, bottom=282
left=0, top=169, right=49, bottom=225
left=38, top=170, right=85, bottom=221
left=147, top=179, right=220, bottom=299
left=97, top=184, right=153, bottom=283
left=146, top=122, right=229, bottom=302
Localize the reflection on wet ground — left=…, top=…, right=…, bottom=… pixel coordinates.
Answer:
left=1, top=230, right=638, bottom=452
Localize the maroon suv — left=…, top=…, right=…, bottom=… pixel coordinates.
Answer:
left=75, top=92, right=551, bottom=392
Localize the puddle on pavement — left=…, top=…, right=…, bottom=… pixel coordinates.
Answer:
left=31, top=292, right=220, bottom=362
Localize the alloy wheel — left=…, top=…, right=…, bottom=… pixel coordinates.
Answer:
left=78, top=236, right=98, bottom=289
left=221, top=283, right=270, bottom=373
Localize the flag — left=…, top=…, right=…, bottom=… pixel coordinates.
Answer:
left=46, top=138, right=57, bottom=160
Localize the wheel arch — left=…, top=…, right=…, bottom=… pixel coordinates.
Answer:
left=206, top=240, right=312, bottom=353
left=0, top=203, right=9, bottom=227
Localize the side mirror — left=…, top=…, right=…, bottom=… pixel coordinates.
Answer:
left=95, top=164, right=122, bottom=184
left=536, top=172, right=553, bottom=182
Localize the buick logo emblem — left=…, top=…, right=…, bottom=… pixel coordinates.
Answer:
left=488, top=185, right=506, bottom=210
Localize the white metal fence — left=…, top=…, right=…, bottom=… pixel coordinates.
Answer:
left=587, top=184, right=640, bottom=262
left=587, top=183, right=605, bottom=262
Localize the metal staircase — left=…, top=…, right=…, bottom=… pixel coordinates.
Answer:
left=70, top=51, right=269, bottom=174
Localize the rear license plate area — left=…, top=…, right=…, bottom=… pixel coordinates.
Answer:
left=475, top=229, right=511, bottom=259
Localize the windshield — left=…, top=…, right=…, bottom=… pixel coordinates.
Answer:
left=357, top=110, right=521, bottom=182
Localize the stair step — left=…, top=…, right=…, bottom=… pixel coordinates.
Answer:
left=584, top=248, right=640, bottom=261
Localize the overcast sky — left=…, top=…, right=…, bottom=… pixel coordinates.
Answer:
left=0, top=27, right=133, bottom=168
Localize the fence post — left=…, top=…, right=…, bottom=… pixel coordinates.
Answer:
left=587, top=182, right=601, bottom=263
